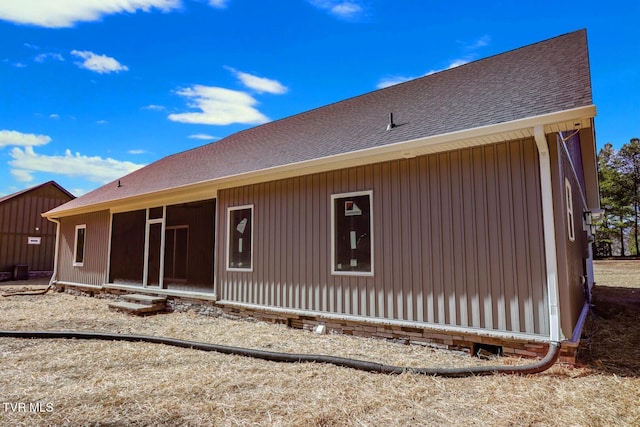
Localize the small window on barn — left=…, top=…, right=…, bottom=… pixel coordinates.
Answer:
left=331, top=191, right=373, bottom=276
left=73, top=224, right=86, bottom=266
left=565, top=178, right=575, bottom=242
left=227, top=205, right=253, bottom=271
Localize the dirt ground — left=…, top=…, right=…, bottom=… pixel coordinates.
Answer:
left=0, top=260, right=639, bottom=426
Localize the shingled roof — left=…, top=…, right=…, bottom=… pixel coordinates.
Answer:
left=46, top=29, right=594, bottom=217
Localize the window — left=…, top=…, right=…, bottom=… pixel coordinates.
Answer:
left=73, top=224, right=86, bottom=266
left=565, top=178, right=575, bottom=242
left=331, top=191, right=373, bottom=275
left=227, top=205, right=253, bottom=271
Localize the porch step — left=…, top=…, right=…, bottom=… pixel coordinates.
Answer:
left=121, top=293, right=166, bottom=305
left=108, top=293, right=166, bottom=316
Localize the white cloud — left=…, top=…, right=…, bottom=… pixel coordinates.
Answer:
left=10, top=169, right=34, bottom=183
left=143, top=104, right=166, bottom=111
left=96, top=120, right=109, bottom=125
left=168, top=85, right=269, bottom=126
left=331, top=2, right=361, bottom=17
left=376, top=59, right=469, bottom=89
left=464, top=35, right=491, bottom=50
left=0, top=130, right=51, bottom=148
left=227, top=67, right=288, bottom=94
left=376, top=35, right=490, bottom=90
left=49, top=114, right=60, bottom=120
left=445, top=59, right=468, bottom=69
left=208, top=0, right=230, bottom=8
left=9, top=146, right=145, bottom=184
left=376, top=75, right=416, bottom=89
left=188, top=134, right=218, bottom=140
left=71, top=50, right=128, bottom=74
left=128, top=149, right=147, bottom=154
left=34, top=52, right=64, bottom=63
left=308, top=0, right=364, bottom=19
left=0, top=0, right=180, bottom=28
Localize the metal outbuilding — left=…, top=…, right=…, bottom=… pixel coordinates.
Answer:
left=0, top=181, right=74, bottom=280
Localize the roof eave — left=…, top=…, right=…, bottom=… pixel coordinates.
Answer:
left=44, top=104, right=596, bottom=219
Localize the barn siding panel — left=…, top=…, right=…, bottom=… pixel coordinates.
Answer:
left=218, top=138, right=548, bottom=336
left=0, top=183, right=73, bottom=273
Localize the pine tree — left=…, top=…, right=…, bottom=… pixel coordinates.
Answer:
left=595, top=138, right=640, bottom=256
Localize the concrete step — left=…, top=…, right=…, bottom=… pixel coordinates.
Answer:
left=108, top=300, right=165, bottom=315
left=121, top=293, right=166, bottom=306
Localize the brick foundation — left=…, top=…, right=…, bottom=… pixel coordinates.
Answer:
left=54, top=284, right=580, bottom=364
left=222, top=304, right=560, bottom=359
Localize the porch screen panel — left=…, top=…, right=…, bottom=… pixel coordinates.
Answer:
left=109, top=210, right=145, bottom=284
left=165, top=199, right=215, bottom=290
left=147, top=222, right=162, bottom=286
left=164, top=226, right=189, bottom=281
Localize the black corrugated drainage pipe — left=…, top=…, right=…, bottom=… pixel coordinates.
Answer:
left=0, top=330, right=561, bottom=377
left=1, top=286, right=51, bottom=297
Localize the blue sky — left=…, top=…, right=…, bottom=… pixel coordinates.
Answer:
left=1, top=0, right=639, bottom=197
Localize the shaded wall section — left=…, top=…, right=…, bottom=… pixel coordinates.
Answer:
left=217, top=138, right=549, bottom=336
left=57, top=210, right=111, bottom=286
left=550, top=133, right=590, bottom=339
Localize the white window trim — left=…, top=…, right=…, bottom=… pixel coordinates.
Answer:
left=565, top=178, right=575, bottom=242
left=143, top=206, right=166, bottom=288
left=331, top=190, right=374, bottom=277
left=73, top=224, right=86, bottom=267
left=226, top=204, right=254, bottom=272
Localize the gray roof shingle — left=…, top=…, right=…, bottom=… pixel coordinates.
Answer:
left=47, top=29, right=592, bottom=216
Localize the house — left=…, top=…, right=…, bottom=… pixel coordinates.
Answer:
left=43, top=30, right=598, bottom=362
left=0, top=181, right=74, bottom=280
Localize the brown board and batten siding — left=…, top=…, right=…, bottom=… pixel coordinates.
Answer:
left=0, top=182, right=73, bottom=273
left=218, top=137, right=549, bottom=337
left=56, top=210, right=111, bottom=286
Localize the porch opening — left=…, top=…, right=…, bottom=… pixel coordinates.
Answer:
left=109, top=199, right=216, bottom=292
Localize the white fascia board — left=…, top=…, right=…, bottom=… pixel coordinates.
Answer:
left=211, top=105, right=596, bottom=189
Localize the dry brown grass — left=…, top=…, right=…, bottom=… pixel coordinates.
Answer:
left=1, top=261, right=639, bottom=426
left=577, top=260, right=640, bottom=378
